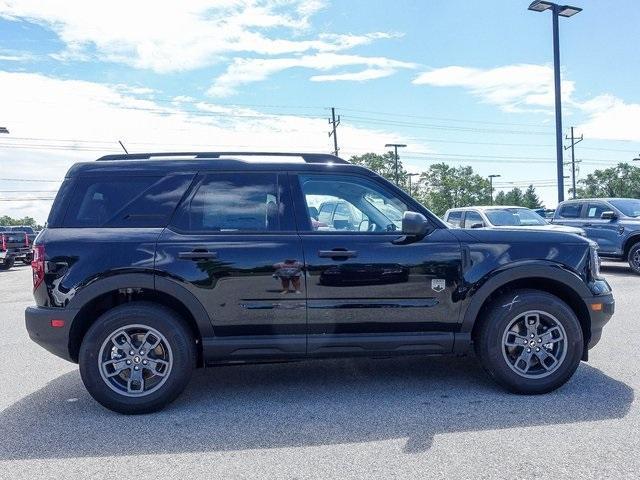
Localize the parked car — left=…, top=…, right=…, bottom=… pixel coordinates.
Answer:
left=314, top=199, right=402, bottom=232
left=0, top=225, right=33, bottom=269
left=26, top=152, right=613, bottom=413
left=552, top=198, right=640, bottom=274
left=4, top=225, right=36, bottom=264
left=443, top=206, right=585, bottom=236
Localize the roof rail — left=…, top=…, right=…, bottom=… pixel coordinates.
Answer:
left=96, top=151, right=349, bottom=164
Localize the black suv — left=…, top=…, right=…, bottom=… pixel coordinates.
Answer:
left=26, top=152, right=614, bottom=414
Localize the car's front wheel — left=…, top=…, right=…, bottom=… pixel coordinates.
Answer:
left=79, top=302, right=196, bottom=414
left=628, top=242, right=640, bottom=275
left=475, top=290, right=583, bottom=394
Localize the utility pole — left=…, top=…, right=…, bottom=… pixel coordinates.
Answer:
left=328, top=107, right=340, bottom=156
left=385, top=143, right=407, bottom=185
left=488, top=174, right=501, bottom=205
left=407, top=173, right=419, bottom=196
left=564, top=126, right=583, bottom=199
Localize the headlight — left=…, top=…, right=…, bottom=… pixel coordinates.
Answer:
left=590, top=246, right=602, bottom=280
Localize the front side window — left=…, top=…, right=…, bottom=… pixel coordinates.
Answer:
left=464, top=211, right=484, bottom=228
left=299, top=174, right=408, bottom=233
left=586, top=203, right=610, bottom=219
left=174, top=173, right=292, bottom=232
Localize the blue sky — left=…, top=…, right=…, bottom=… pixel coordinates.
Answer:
left=1, top=0, right=639, bottom=222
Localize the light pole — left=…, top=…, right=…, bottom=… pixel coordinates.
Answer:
left=407, top=173, right=419, bottom=196
left=528, top=1, right=582, bottom=204
left=385, top=143, right=407, bottom=185
left=488, top=174, right=501, bottom=205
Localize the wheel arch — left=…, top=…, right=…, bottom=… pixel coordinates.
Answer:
left=67, top=273, right=213, bottom=366
left=461, top=265, right=592, bottom=357
left=622, top=233, right=640, bottom=259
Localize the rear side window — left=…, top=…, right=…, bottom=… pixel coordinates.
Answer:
left=63, top=174, right=194, bottom=227
left=558, top=203, right=582, bottom=219
left=446, top=211, right=462, bottom=227
left=464, top=211, right=484, bottom=228
left=173, top=173, right=293, bottom=232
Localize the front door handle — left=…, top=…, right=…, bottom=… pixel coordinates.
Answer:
left=583, top=223, right=593, bottom=227
left=318, top=249, right=358, bottom=259
left=178, top=250, right=218, bottom=260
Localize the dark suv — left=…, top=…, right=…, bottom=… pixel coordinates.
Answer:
left=26, top=152, right=614, bottom=413
left=552, top=198, right=640, bottom=274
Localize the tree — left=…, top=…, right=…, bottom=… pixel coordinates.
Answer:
left=575, top=163, right=640, bottom=198
left=349, top=152, right=409, bottom=190
left=494, top=185, right=543, bottom=209
left=0, top=215, right=40, bottom=228
left=414, top=163, right=491, bottom=216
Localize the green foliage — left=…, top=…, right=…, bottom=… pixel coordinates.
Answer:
left=413, top=163, right=491, bottom=216
left=349, top=152, right=409, bottom=189
left=494, top=185, right=543, bottom=209
left=0, top=215, right=40, bottom=228
left=575, top=163, right=640, bottom=198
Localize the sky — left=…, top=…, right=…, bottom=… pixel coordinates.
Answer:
left=0, top=0, right=639, bottom=223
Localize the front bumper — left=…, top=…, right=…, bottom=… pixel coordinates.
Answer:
left=25, top=306, right=79, bottom=363
left=583, top=292, right=615, bottom=350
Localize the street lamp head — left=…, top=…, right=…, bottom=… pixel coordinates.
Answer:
left=385, top=143, right=407, bottom=148
left=528, top=1, right=582, bottom=17
left=528, top=1, right=554, bottom=12
left=488, top=174, right=501, bottom=179
left=0, top=127, right=9, bottom=134
left=633, top=157, right=640, bottom=162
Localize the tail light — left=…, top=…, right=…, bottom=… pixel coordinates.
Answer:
left=32, top=244, right=45, bottom=290
left=1, top=234, right=6, bottom=252
left=24, top=232, right=29, bottom=247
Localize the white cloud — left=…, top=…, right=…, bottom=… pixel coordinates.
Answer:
left=0, top=71, right=420, bottom=223
left=413, top=64, right=575, bottom=113
left=209, top=53, right=416, bottom=96
left=0, top=1, right=401, bottom=74
left=310, top=68, right=395, bottom=82
left=578, top=94, right=640, bottom=142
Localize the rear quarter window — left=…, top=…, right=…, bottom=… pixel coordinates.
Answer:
left=446, top=211, right=462, bottom=227
left=62, top=174, right=194, bottom=228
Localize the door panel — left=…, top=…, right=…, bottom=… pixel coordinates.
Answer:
left=155, top=172, right=306, bottom=359
left=582, top=202, right=621, bottom=255
left=293, top=172, right=463, bottom=354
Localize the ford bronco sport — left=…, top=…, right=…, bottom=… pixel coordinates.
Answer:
left=25, top=152, right=614, bottom=413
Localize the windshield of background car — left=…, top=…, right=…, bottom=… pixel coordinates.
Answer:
left=610, top=199, right=640, bottom=218
left=485, top=208, right=548, bottom=226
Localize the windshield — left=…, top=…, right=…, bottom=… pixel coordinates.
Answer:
left=485, top=208, right=548, bottom=226
left=609, top=199, right=640, bottom=218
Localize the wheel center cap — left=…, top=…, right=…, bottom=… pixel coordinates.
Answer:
left=529, top=340, right=536, bottom=347
left=133, top=355, right=141, bottom=364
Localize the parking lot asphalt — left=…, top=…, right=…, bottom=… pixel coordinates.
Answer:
left=0, top=262, right=638, bottom=479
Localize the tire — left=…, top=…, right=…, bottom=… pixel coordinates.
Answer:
left=79, top=302, right=196, bottom=414
left=474, top=289, right=583, bottom=394
left=628, top=242, right=640, bottom=275
left=0, top=257, right=14, bottom=270
left=22, top=254, right=33, bottom=265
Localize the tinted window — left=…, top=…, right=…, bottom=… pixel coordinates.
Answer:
left=299, top=174, right=408, bottom=233
left=586, top=203, right=609, bottom=219
left=174, top=173, right=292, bottom=232
left=558, top=203, right=582, bottom=219
left=446, top=211, right=462, bottom=227
left=464, top=211, right=484, bottom=228
left=63, top=174, right=193, bottom=228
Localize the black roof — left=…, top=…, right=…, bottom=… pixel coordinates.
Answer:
left=66, top=151, right=370, bottom=177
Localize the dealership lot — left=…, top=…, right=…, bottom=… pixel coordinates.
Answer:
left=1, top=263, right=638, bottom=479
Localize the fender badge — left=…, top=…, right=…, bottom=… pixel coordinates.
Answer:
left=431, top=279, right=446, bottom=292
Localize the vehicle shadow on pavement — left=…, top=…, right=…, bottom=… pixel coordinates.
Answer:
left=0, top=356, right=633, bottom=460
left=601, top=263, right=637, bottom=278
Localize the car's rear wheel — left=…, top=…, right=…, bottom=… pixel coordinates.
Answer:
left=628, top=242, right=640, bottom=275
left=475, top=290, right=583, bottom=394
left=22, top=253, right=33, bottom=265
left=79, top=302, right=196, bottom=414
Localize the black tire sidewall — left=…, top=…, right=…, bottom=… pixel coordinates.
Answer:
left=628, top=243, right=640, bottom=274
left=79, top=302, right=195, bottom=414
left=476, top=290, right=584, bottom=394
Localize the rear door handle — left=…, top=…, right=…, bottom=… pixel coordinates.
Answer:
left=178, top=250, right=218, bottom=260
left=318, top=249, right=358, bottom=259
left=583, top=223, right=593, bottom=227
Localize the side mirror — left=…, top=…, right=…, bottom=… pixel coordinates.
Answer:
left=469, top=222, right=484, bottom=229
left=600, top=211, right=617, bottom=220
left=401, top=211, right=430, bottom=237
